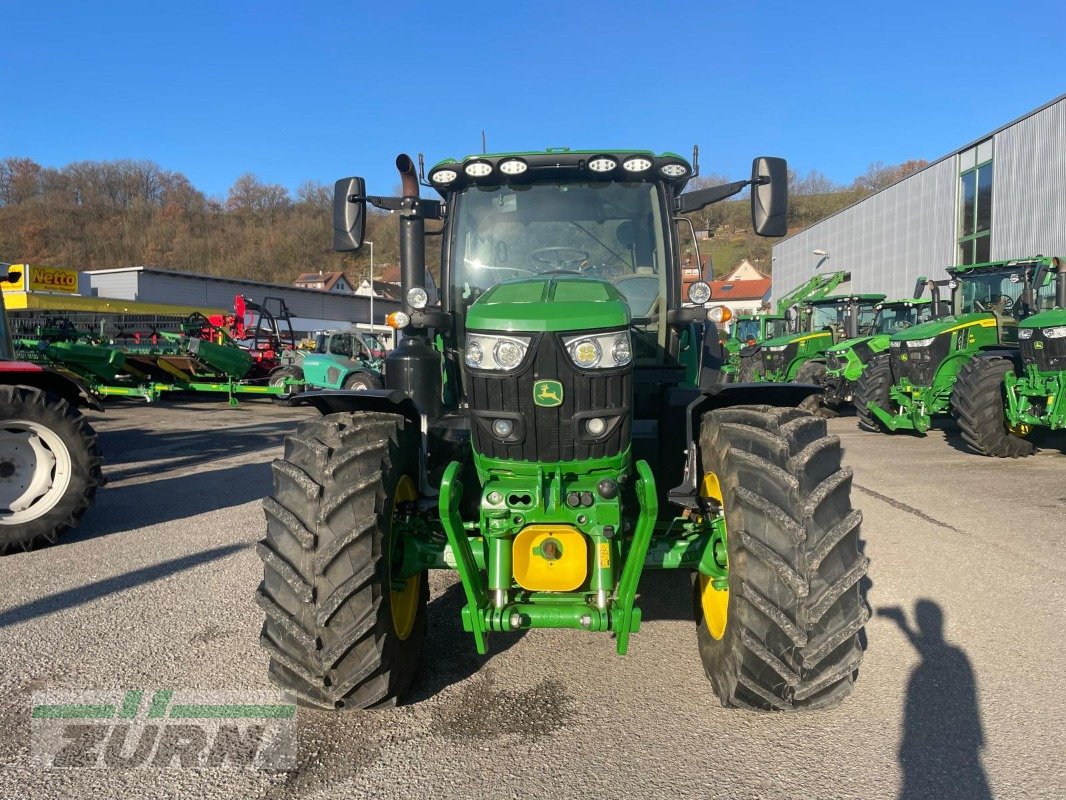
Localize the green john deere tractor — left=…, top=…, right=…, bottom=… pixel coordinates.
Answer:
left=723, top=270, right=850, bottom=383
left=951, top=259, right=1066, bottom=456
left=748, top=294, right=886, bottom=388
left=721, top=312, right=788, bottom=381
left=855, top=256, right=1063, bottom=436
left=273, top=329, right=385, bottom=394
left=256, top=149, right=868, bottom=712
left=821, top=296, right=937, bottom=409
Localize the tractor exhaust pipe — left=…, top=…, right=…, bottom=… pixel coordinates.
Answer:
left=385, top=153, right=444, bottom=420
left=396, top=154, right=426, bottom=314
left=846, top=299, right=859, bottom=338
left=1056, top=257, right=1066, bottom=309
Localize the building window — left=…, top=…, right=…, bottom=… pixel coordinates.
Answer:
left=957, top=139, right=993, bottom=266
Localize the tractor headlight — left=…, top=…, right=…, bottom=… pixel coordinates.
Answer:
left=688, top=281, right=711, bottom=305
left=890, top=340, right=902, bottom=348
left=765, top=344, right=788, bottom=352
left=430, top=168, right=458, bottom=185
left=587, top=157, right=617, bottom=173
left=1042, top=325, right=1066, bottom=339
left=498, top=158, right=528, bottom=176
left=622, top=157, right=653, bottom=172
left=1018, top=328, right=1034, bottom=340
left=907, top=337, right=937, bottom=348
left=563, top=331, right=632, bottom=370
left=407, top=287, right=429, bottom=309
left=464, top=161, right=494, bottom=178
left=465, top=334, right=530, bottom=371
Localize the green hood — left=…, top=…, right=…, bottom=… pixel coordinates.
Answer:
left=759, top=330, right=832, bottom=349
left=465, top=274, right=631, bottom=333
left=1019, top=308, right=1066, bottom=329
left=827, top=334, right=877, bottom=355
left=889, top=312, right=996, bottom=342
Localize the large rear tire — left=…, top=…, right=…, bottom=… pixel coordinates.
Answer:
left=854, top=353, right=892, bottom=432
left=0, top=385, right=103, bottom=554
left=794, top=360, right=833, bottom=416
left=256, top=411, right=428, bottom=709
left=951, top=356, right=1034, bottom=458
left=694, top=405, right=867, bottom=710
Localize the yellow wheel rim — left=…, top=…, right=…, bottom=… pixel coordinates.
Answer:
left=390, top=474, right=420, bottom=640
left=698, top=473, right=729, bottom=640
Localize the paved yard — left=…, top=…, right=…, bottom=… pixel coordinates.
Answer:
left=1, top=399, right=1063, bottom=799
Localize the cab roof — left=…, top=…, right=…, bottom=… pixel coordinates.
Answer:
left=807, top=293, right=886, bottom=305
left=948, top=256, right=1060, bottom=277
left=427, top=149, right=694, bottom=196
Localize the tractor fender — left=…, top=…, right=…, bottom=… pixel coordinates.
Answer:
left=0, top=363, right=103, bottom=411
left=294, top=388, right=421, bottom=428
left=666, top=383, right=821, bottom=510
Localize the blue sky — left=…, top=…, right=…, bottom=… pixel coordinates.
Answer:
left=2, top=1, right=1062, bottom=199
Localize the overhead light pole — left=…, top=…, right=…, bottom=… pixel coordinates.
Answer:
left=365, top=240, right=374, bottom=333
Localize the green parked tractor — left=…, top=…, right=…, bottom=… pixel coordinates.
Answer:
left=723, top=270, right=850, bottom=383
left=821, top=296, right=937, bottom=408
left=855, top=256, right=1063, bottom=437
left=256, top=149, right=868, bottom=712
left=748, top=293, right=886, bottom=388
left=951, top=262, right=1066, bottom=456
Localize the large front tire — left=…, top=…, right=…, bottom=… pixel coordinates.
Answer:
left=951, top=356, right=1034, bottom=458
left=854, top=354, right=893, bottom=432
left=694, top=405, right=867, bottom=710
left=256, top=411, right=427, bottom=709
left=0, top=386, right=103, bottom=554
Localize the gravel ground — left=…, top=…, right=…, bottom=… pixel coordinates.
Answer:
left=1, top=398, right=1063, bottom=800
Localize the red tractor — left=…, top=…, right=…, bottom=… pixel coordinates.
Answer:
left=1, top=266, right=103, bottom=553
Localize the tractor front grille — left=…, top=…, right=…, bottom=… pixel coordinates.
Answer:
left=890, top=336, right=950, bottom=387
left=1020, top=329, right=1066, bottom=372
left=760, top=343, right=797, bottom=377
left=466, top=332, right=631, bottom=462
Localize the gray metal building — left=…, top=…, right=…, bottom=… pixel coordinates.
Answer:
left=771, top=95, right=1066, bottom=302
left=83, top=266, right=400, bottom=335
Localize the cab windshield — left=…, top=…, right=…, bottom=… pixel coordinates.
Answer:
left=449, top=181, right=667, bottom=328
left=735, top=318, right=760, bottom=342
left=957, top=267, right=1055, bottom=317
left=867, top=304, right=932, bottom=334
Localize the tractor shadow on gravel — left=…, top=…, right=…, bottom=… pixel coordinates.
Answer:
left=70, top=461, right=273, bottom=541
left=878, top=599, right=991, bottom=800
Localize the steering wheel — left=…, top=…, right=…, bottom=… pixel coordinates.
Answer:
left=532, top=247, right=590, bottom=270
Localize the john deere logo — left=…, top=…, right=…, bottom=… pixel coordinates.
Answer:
left=533, top=380, right=563, bottom=407
left=900, top=353, right=909, bottom=361
left=1034, top=341, right=1044, bottom=350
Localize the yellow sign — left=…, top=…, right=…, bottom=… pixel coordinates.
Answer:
left=1, top=264, right=79, bottom=294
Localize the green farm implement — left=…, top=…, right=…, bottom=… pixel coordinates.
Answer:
left=256, top=149, right=868, bottom=712
left=17, top=320, right=303, bottom=406
left=856, top=256, right=1063, bottom=437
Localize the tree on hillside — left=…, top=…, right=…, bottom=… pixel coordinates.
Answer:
left=226, top=173, right=291, bottom=215
left=852, top=159, right=929, bottom=194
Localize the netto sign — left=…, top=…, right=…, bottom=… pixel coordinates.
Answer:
left=1, top=264, right=79, bottom=294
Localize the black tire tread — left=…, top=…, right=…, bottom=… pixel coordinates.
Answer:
left=854, top=353, right=892, bottom=432
left=256, top=411, right=426, bottom=709
left=951, top=356, right=1035, bottom=458
left=695, top=404, right=867, bottom=711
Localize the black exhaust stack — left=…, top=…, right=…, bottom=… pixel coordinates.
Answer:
left=384, top=153, right=443, bottom=420
left=1056, top=257, right=1066, bottom=309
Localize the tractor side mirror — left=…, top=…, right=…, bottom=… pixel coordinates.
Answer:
left=751, top=157, right=788, bottom=237
left=912, top=276, right=928, bottom=299
left=333, top=177, right=367, bottom=252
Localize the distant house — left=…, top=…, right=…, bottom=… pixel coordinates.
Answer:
left=710, top=260, right=772, bottom=321
left=354, top=278, right=402, bottom=301
left=293, top=270, right=355, bottom=294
